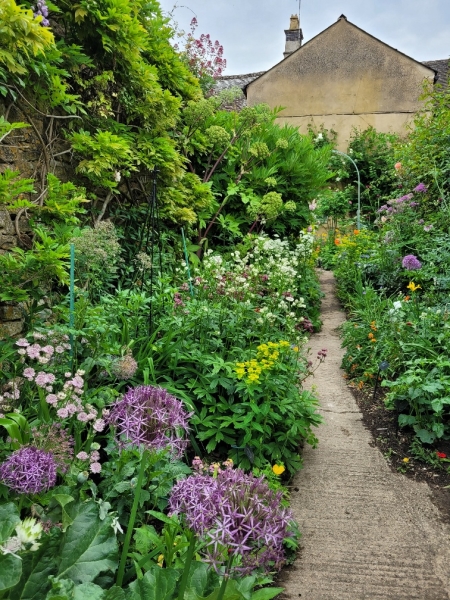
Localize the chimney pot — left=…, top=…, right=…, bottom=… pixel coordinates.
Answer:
left=284, top=14, right=303, bottom=58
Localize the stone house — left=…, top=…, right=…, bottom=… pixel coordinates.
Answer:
left=217, top=15, right=449, bottom=149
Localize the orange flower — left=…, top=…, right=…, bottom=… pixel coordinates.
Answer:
left=357, top=381, right=364, bottom=390
left=353, top=229, right=360, bottom=235
left=334, top=239, right=340, bottom=245
left=404, top=295, right=410, bottom=301
left=370, top=321, right=377, bottom=331
left=394, top=162, right=402, bottom=171
left=370, top=338, right=377, bottom=343
left=368, top=333, right=374, bottom=339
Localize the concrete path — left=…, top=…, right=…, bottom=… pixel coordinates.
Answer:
left=280, top=270, right=450, bottom=600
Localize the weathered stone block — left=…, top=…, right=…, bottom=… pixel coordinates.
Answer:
left=0, top=210, right=14, bottom=234
left=0, top=234, right=17, bottom=249
left=0, top=304, right=24, bottom=320
left=0, top=320, right=23, bottom=340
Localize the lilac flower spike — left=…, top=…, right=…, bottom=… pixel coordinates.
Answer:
left=108, top=385, right=191, bottom=458
left=33, top=0, right=50, bottom=26
left=414, top=183, right=428, bottom=193
left=0, top=447, right=57, bottom=494
left=402, top=255, right=422, bottom=270
left=169, top=468, right=294, bottom=574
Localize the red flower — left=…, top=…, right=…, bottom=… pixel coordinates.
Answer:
left=436, top=452, right=447, bottom=459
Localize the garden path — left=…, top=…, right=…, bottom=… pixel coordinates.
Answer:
left=279, top=269, right=450, bottom=600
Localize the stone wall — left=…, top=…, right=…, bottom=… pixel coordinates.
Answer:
left=0, top=101, right=73, bottom=339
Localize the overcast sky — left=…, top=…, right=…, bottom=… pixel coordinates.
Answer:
left=159, top=0, right=450, bottom=74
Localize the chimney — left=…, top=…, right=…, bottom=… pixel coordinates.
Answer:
left=284, top=14, right=303, bottom=58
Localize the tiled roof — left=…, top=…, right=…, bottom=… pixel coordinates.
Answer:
left=422, top=59, right=449, bottom=88
left=214, top=72, right=265, bottom=110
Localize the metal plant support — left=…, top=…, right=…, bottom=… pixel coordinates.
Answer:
left=332, top=149, right=361, bottom=230
left=137, top=168, right=163, bottom=331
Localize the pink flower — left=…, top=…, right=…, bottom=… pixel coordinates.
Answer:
left=35, top=372, right=50, bottom=387
left=55, top=346, right=65, bottom=354
left=76, top=451, right=89, bottom=461
left=87, top=412, right=97, bottom=421
left=394, top=162, right=402, bottom=171
left=42, top=345, right=54, bottom=355
left=57, top=408, right=69, bottom=418
left=15, top=338, right=30, bottom=347
left=90, top=462, right=102, bottom=474
left=71, top=375, right=84, bottom=389
left=26, top=344, right=42, bottom=359
left=90, top=451, right=100, bottom=462
left=93, top=419, right=105, bottom=432
left=46, top=394, right=58, bottom=405
left=66, top=403, right=77, bottom=415
left=23, top=368, right=35, bottom=380
left=77, top=412, right=89, bottom=422
left=65, top=372, right=72, bottom=378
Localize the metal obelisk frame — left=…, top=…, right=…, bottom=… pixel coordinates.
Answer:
left=138, top=168, right=162, bottom=333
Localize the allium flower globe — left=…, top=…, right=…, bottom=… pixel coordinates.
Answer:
left=108, top=385, right=190, bottom=458
left=402, top=254, right=422, bottom=270
left=0, top=447, right=57, bottom=494
left=169, top=468, right=294, bottom=574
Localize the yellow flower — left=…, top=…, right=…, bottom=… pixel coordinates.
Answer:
left=368, top=332, right=374, bottom=339
left=157, top=554, right=164, bottom=567
left=292, top=346, right=299, bottom=352
left=402, top=457, right=410, bottom=463
left=407, top=282, right=421, bottom=292
left=272, top=464, right=285, bottom=476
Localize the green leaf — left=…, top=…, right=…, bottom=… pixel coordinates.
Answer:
left=250, top=588, right=285, bottom=600
left=56, top=501, right=118, bottom=584
left=126, top=565, right=179, bottom=600
left=52, top=495, right=75, bottom=532
left=0, top=502, right=20, bottom=543
left=0, top=554, right=22, bottom=592
left=9, top=532, right=61, bottom=600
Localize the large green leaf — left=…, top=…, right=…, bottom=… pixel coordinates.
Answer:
left=9, top=533, right=61, bottom=600
left=125, top=566, right=179, bottom=600
left=0, top=502, right=20, bottom=543
left=0, top=554, right=22, bottom=592
left=56, top=501, right=118, bottom=584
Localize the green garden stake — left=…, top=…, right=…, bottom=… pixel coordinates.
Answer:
left=69, top=243, right=75, bottom=369
left=181, top=228, right=194, bottom=297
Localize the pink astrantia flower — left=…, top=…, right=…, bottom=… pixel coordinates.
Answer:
left=46, top=394, right=58, bottom=405
left=77, top=412, right=89, bottom=422
left=15, top=339, right=30, bottom=347
left=76, top=451, right=89, bottom=461
left=23, top=368, right=35, bottom=380
left=93, top=419, right=105, bottom=432
left=57, top=408, right=69, bottom=419
left=90, top=462, right=102, bottom=474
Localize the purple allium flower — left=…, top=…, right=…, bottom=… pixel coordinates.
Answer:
left=414, top=183, right=428, bottom=193
left=402, top=254, right=422, bottom=270
left=169, top=468, right=294, bottom=574
left=0, top=447, right=57, bottom=494
left=108, top=385, right=191, bottom=458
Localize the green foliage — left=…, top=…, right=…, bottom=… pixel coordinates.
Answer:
left=397, top=79, right=450, bottom=201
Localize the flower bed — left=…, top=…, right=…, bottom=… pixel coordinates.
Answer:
left=0, top=233, right=323, bottom=598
